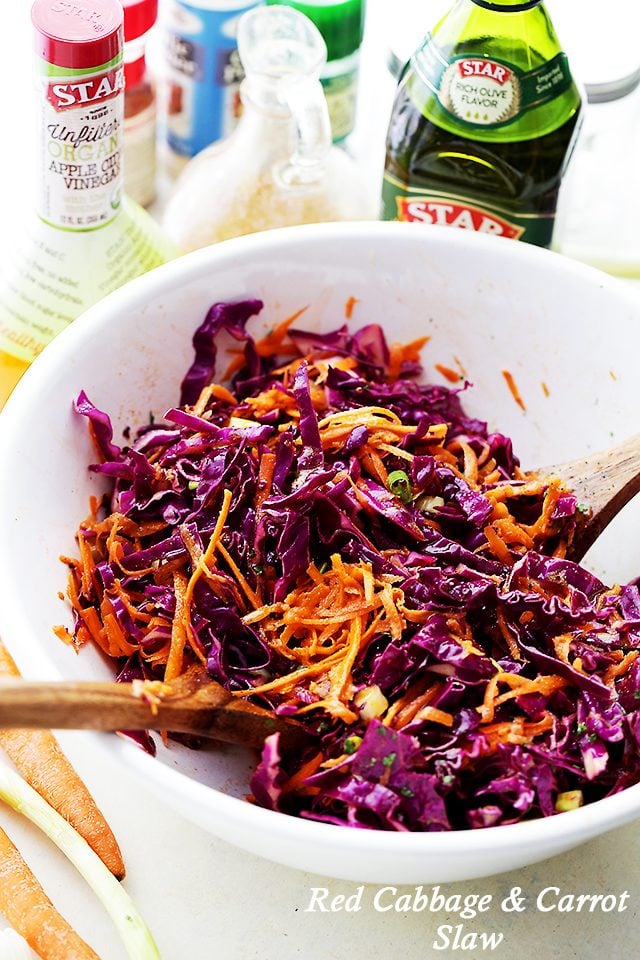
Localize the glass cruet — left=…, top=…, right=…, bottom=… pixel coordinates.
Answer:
left=163, top=4, right=372, bottom=252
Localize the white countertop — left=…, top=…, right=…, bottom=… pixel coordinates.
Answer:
left=2, top=4, right=640, bottom=959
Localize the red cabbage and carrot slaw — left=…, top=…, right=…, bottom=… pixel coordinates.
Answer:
left=59, top=300, right=640, bottom=831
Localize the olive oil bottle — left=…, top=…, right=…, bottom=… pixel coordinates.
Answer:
left=382, top=0, right=582, bottom=247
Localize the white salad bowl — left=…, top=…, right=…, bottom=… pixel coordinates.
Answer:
left=1, top=221, right=640, bottom=885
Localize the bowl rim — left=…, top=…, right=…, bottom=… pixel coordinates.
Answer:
left=2, top=220, right=640, bottom=866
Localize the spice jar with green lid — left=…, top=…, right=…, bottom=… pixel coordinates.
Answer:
left=267, top=0, right=365, bottom=142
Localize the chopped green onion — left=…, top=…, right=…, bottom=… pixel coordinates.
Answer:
left=187, top=480, right=198, bottom=491
left=0, top=762, right=160, bottom=960
left=388, top=470, right=413, bottom=504
left=343, top=735, right=362, bottom=755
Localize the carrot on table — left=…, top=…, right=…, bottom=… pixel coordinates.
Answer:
left=0, top=640, right=125, bottom=880
left=0, top=826, right=100, bottom=960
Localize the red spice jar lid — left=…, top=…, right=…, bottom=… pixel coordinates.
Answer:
left=122, top=0, right=158, bottom=41
left=31, top=0, right=123, bottom=70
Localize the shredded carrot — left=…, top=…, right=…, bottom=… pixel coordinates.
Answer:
left=387, top=343, right=405, bottom=382
left=388, top=336, right=430, bottom=380
left=377, top=442, right=415, bottom=463
left=182, top=489, right=234, bottom=661
left=217, top=541, right=262, bottom=609
left=254, top=307, right=307, bottom=357
left=360, top=449, right=389, bottom=486
left=414, top=705, right=454, bottom=727
left=553, top=634, right=572, bottom=665
left=483, top=524, right=514, bottom=566
left=485, top=478, right=548, bottom=503
left=256, top=451, right=277, bottom=509
left=481, top=713, right=553, bottom=751
left=245, top=386, right=300, bottom=419
left=523, top=478, right=565, bottom=539
left=165, top=572, right=189, bottom=682
left=77, top=533, right=96, bottom=599
left=385, top=681, right=441, bottom=728
left=344, top=296, right=359, bottom=319
left=52, top=625, right=74, bottom=645
left=541, top=381, right=550, bottom=397
left=604, top=650, right=639, bottom=685
left=501, top=369, right=526, bottom=412
left=447, top=439, right=479, bottom=485
left=102, top=608, right=137, bottom=657
left=493, top=517, right=535, bottom=549
left=435, top=363, right=461, bottom=384
left=282, top=753, right=324, bottom=793
left=478, top=672, right=567, bottom=724
left=112, top=581, right=154, bottom=624
left=233, top=555, right=408, bottom=722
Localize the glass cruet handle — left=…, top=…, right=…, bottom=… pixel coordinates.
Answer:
left=279, top=74, right=332, bottom=185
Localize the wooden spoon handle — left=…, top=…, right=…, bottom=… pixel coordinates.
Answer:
left=0, top=680, right=307, bottom=752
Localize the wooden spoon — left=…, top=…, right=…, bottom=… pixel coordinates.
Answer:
left=0, top=668, right=309, bottom=753
left=535, top=432, right=640, bottom=562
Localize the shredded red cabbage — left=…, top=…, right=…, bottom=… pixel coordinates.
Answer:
left=64, top=300, right=640, bottom=833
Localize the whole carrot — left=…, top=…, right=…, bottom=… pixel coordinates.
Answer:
left=0, top=826, right=100, bottom=960
left=0, top=640, right=125, bottom=880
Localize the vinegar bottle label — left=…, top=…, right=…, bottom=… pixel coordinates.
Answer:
left=37, top=55, right=125, bottom=231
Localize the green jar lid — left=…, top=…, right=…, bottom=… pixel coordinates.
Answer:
left=266, top=0, right=365, bottom=62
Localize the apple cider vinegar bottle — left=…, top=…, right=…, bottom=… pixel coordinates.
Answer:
left=0, top=0, right=172, bottom=409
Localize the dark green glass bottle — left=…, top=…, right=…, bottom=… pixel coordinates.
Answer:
left=382, top=0, right=582, bottom=246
